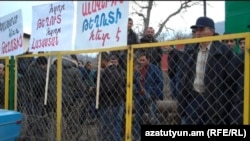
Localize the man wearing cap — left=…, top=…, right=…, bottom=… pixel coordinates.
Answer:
left=176, top=16, right=235, bottom=124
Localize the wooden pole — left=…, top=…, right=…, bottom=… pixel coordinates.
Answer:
left=95, top=53, right=102, bottom=109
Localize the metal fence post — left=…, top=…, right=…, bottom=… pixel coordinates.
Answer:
left=125, top=45, right=133, bottom=141
left=8, top=56, right=15, bottom=110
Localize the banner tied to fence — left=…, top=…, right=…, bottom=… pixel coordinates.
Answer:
left=29, top=1, right=74, bottom=52
left=75, top=1, right=129, bottom=50
left=0, top=9, right=24, bottom=56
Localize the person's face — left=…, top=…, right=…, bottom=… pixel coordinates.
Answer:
left=138, top=55, right=149, bottom=67
left=224, top=39, right=236, bottom=49
left=101, top=60, right=107, bottom=68
left=195, top=27, right=214, bottom=38
left=239, top=39, right=245, bottom=51
left=146, top=28, right=154, bottom=38
left=86, top=63, right=92, bottom=70
left=128, top=20, right=133, bottom=30
left=111, top=59, right=119, bottom=66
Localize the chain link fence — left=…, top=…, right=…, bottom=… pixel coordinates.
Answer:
left=15, top=53, right=98, bottom=141
left=1, top=33, right=248, bottom=141
left=0, top=57, right=8, bottom=109
left=130, top=34, right=247, bottom=140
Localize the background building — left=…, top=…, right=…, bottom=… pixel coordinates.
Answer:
left=23, top=33, right=30, bottom=52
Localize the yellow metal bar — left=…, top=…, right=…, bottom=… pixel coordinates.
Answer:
left=15, top=46, right=128, bottom=58
left=132, top=32, right=250, bottom=49
left=243, top=33, right=250, bottom=125
left=125, top=45, right=134, bottom=141
left=56, top=54, right=62, bottom=141
left=14, top=33, right=249, bottom=60
left=4, top=57, right=10, bottom=109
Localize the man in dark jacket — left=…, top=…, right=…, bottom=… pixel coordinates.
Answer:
left=228, top=50, right=244, bottom=124
left=118, top=18, right=139, bottom=72
left=127, top=17, right=138, bottom=45
left=139, top=27, right=162, bottom=68
left=164, top=45, right=183, bottom=100
left=98, top=52, right=126, bottom=141
left=19, top=56, right=48, bottom=138
left=177, top=16, right=235, bottom=125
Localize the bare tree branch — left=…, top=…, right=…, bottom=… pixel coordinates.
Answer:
left=131, top=1, right=200, bottom=40
left=134, top=11, right=146, bottom=27
left=133, top=1, right=150, bottom=9
left=133, top=1, right=154, bottom=33
left=154, top=1, right=199, bottom=38
left=143, top=1, right=153, bottom=33
left=164, top=25, right=175, bottom=33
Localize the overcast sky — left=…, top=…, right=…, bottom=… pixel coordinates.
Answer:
left=0, top=1, right=225, bottom=36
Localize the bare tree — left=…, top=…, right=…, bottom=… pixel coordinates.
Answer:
left=130, top=1, right=200, bottom=39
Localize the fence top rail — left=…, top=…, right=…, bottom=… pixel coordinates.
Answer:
left=11, top=32, right=250, bottom=58
left=15, top=45, right=129, bottom=59
left=132, top=32, right=250, bottom=49
left=0, top=57, right=9, bottom=59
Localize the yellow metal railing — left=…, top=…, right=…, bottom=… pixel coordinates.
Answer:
left=243, top=33, right=250, bottom=124
left=11, top=32, right=250, bottom=141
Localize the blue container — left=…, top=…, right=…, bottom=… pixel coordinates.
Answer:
left=0, top=109, right=23, bottom=141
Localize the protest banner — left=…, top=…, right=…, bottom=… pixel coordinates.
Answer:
left=75, top=1, right=129, bottom=49
left=0, top=9, right=24, bottom=56
left=29, top=1, right=74, bottom=52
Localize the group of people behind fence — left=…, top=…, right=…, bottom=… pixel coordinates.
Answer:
left=2, top=16, right=246, bottom=141
left=97, top=18, right=165, bottom=141
left=16, top=54, right=88, bottom=140
left=12, top=17, right=164, bottom=141
left=128, top=16, right=245, bottom=127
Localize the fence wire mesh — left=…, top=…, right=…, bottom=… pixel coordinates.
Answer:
left=5, top=33, right=248, bottom=141
left=131, top=36, right=245, bottom=140
left=180, top=41, right=243, bottom=125
left=0, top=57, right=7, bottom=109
